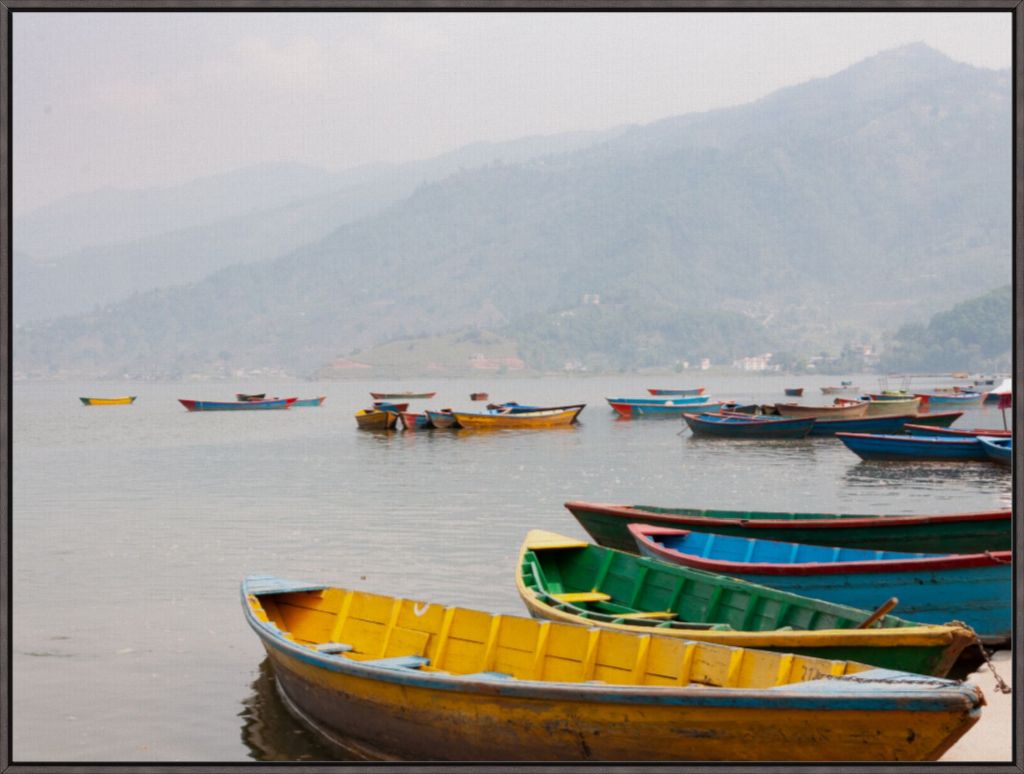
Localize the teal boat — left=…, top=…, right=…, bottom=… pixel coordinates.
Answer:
left=564, top=500, right=1010, bottom=553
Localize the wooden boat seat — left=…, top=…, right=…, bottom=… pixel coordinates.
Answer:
left=315, top=642, right=354, bottom=654
left=616, top=611, right=677, bottom=620
left=551, top=591, right=611, bottom=604
left=363, top=655, right=430, bottom=670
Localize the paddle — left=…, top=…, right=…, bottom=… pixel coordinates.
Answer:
left=856, top=597, right=899, bottom=629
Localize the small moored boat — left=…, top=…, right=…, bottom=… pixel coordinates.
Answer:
left=398, top=411, right=431, bottom=431
left=629, top=525, right=1010, bottom=642
left=516, top=530, right=975, bottom=676
left=80, top=396, right=137, bottom=406
left=836, top=432, right=990, bottom=462
left=469, top=392, right=489, bottom=401
left=563, top=500, right=1010, bottom=553
left=647, top=387, right=706, bottom=396
left=808, top=413, right=914, bottom=437
left=904, top=424, right=1010, bottom=439
left=291, top=396, right=326, bottom=407
left=683, top=413, right=815, bottom=439
left=179, top=398, right=295, bottom=411
left=424, top=409, right=459, bottom=429
left=913, top=392, right=984, bottom=408
left=783, top=388, right=804, bottom=397
left=451, top=405, right=584, bottom=429
left=607, top=397, right=725, bottom=418
left=242, top=575, right=983, bottom=761
left=370, top=391, right=436, bottom=400
left=774, top=401, right=868, bottom=419
left=355, top=408, right=398, bottom=430
left=977, top=436, right=1011, bottom=467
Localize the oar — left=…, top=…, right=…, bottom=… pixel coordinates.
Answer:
left=856, top=597, right=899, bottom=629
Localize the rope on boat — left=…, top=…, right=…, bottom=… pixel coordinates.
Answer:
left=947, top=620, right=1012, bottom=695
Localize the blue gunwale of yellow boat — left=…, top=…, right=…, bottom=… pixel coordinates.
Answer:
left=242, top=575, right=983, bottom=762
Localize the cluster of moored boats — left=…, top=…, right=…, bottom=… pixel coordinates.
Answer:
left=664, top=387, right=1013, bottom=466
left=354, top=391, right=587, bottom=430
left=242, top=493, right=1009, bottom=761
left=79, top=393, right=327, bottom=409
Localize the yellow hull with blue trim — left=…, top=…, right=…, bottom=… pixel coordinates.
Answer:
left=242, top=576, right=983, bottom=761
left=80, top=396, right=136, bottom=405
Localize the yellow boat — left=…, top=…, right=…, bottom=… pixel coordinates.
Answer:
left=79, top=396, right=137, bottom=405
left=516, top=530, right=975, bottom=676
left=242, top=575, right=983, bottom=761
left=451, top=405, right=584, bottom=429
left=354, top=408, right=397, bottom=430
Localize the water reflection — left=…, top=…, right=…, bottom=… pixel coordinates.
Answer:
left=240, top=658, right=353, bottom=761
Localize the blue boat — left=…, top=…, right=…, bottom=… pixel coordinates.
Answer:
left=835, top=433, right=989, bottom=461
left=291, top=396, right=326, bottom=407
left=683, top=413, right=815, bottom=438
left=179, top=398, right=295, bottom=411
left=629, top=524, right=1011, bottom=643
left=914, top=391, right=984, bottom=408
left=808, top=413, right=914, bottom=437
left=977, top=436, right=1012, bottom=466
left=608, top=395, right=711, bottom=406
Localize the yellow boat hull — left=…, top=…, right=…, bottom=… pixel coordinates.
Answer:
left=452, top=407, right=581, bottom=428
left=243, top=577, right=983, bottom=762
left=80, top=396, right=136, bottom=405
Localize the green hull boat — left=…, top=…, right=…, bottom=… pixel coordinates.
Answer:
left=517, top=531, right=976, bottom=676
left=564, top=501, right=1010, bottom=554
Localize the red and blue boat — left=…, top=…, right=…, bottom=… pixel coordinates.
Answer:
left=977, top=436, right=1012, bottom=466
left=904, top=424, right=1011, bottom=439
left=683, top=413, right=815, bottom=438
left=629, top=525, right=1011, bottom=643
left=836, top=432, right=990, bottom=461
left=913, top=391, right=984, bottom=408
left=607, top=396, right=725, bottom=418
left=179, top=397, right=296, bottom=411
left=646, top=387, right=706, bottom=396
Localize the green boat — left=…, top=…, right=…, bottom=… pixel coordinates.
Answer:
left=564, top=500, right=1010, bottom=554
left=517, top=531, right=976, bottom=676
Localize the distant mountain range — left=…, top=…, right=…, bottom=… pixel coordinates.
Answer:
left=13, top=43, right=1011, bottom=379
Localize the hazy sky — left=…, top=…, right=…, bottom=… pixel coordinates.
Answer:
left=13, top=11, right=1011, bottom=216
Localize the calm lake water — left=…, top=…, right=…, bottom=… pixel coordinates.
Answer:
left=12, top=375, right=1013, bottom=761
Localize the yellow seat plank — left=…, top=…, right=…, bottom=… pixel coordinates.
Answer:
left=617, top=611, right=677, bottom=620
left=551, top=591, right=611, bottom=604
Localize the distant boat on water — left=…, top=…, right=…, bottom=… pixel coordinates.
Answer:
left=370, top=391, right=436, bottom=400
left=291, top=396, right=326, bottom=407
left=179, top=398, right=295, bottom=411
left=80, top=396, right=136, bottom=406
left=783, top=387, right=804, bottom=397
left=646, top=387, right=706, bottom=396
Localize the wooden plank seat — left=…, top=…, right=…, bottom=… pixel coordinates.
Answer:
left=616, top=611, right=677, bottom=620
left=315, top=642, right=354, bottom=654
left=550, top=591, right=611, bottom=604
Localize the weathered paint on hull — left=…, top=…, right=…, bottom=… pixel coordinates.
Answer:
left=261, top=648, right=977, bottom=762
left=775, top=402, right=868, bottom=419
left=564, top=501, right=1010, bottom=553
